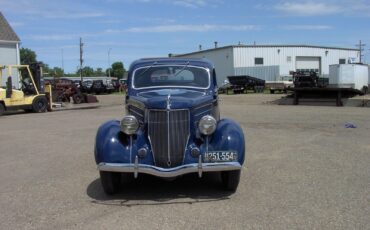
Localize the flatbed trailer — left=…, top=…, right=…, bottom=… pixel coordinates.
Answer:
left=227, top=75, right=265, bottom=94
left=290, top=87, right=364, bottom=106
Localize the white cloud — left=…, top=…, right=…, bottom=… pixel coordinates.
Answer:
left=110, top=0, right=220, bottom=8
left=274, top=1, right=370, bottom=17
left=275, top=2, right=342, bottom=16
left=25, top=35, right=77, bottom=41
left=173, top=0, right=207, bottom=8
left=0, top=0, right=104, bottom=19
left=24, top=32, right=101, bottom=41
left=281, top=25, right=333, bottom=30
left=43, top=12, right=104, bottom=19
left=119, top=24, right=258, bottom=33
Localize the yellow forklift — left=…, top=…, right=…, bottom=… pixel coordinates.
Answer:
left=0, top=64, right=51, bottom=116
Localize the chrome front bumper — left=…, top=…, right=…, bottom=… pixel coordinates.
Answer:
left=98, top=156, right=242, bottom=178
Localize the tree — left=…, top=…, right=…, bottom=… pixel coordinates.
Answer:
left=20, top=47, right=37, bottom=65
left=80, top=66, right=94, bottom=77
left=105, top=68, right=113, bottom=77
left=49, top=67, right=64, bottom=77
left=95, top=67, right=104, bottom=76
left=110, top=62, right=126, bottom=79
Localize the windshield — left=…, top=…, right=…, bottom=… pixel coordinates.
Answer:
left=133, top=65, right=210, bottom=89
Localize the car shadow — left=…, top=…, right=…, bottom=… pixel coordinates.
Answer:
left=86, top=172, right=233, bottom=207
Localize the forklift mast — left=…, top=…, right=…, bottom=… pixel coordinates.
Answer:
left=30, top=62, right=44, bottom=93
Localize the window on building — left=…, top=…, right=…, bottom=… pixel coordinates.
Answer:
left=339, top=59, right=346, bottom=64
left=287, top=56, right=292, bottom=62
left=255, top=58, right=263, bottom=65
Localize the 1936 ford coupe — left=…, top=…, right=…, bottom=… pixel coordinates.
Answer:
left=95, top=58, right=245, bottom=194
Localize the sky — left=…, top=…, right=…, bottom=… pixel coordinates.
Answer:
left=1, top=0, right=370, bottom=73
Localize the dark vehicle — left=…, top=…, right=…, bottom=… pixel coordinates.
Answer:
left=94, top=58, right=246, bottom=194
left=90, top=80, right=106, bottom=94
left=293, top=71, right=328, bottom=88
left=227, top=75, right=265, bottom=94
left=80, top=80, right=93, bottom=93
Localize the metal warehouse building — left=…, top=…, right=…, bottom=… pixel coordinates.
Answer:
left=175, top=44, right=359, bottom=85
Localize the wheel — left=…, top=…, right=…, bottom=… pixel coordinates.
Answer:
left=73, top=94, right=83, bottom=104
left=99, top=171, right=121, bottom=195
left=0, top=103, right=5, bottom=116
left=270, top=89, right=275, bottom=94
left=221, top=170, right=241, bottom=192
left=32, top=96, right=48, bottom=113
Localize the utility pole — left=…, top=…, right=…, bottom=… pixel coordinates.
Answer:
left=61, top=49, right=64, bottom=76
left=108, top=48, right=112, bottom=78
left=355, top=40, right=366, bottom=63
left=79, top=37, right=84, bottom=82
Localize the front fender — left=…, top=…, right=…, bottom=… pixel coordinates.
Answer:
left=208, top=118, right=246, bottom=165
left=94, top=120, right=130, bottom=164
left=95, top=120, right=154, bottom=165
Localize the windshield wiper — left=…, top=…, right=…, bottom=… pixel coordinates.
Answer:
left=172, top=61, right=190, bottom=78
left=137, top=61, right=158, bottom=78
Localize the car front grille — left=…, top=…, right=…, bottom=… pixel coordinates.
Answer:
left=148, top=109, right=190, bottom=168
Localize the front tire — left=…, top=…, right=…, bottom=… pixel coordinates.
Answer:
left=100, top=171, right=121, bottom=195
left=32, top=96, right=47, bottom=113
left=221, top=170, right=241, bottom=192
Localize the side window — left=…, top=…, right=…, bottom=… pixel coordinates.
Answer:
left=339, top=59, right=346, bottom=64
left=255, top=58, right=263, bottom=65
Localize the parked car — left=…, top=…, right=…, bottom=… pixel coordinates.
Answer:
left=90, top=80, right=106, bottom=94
left=80, top=80, right=93, bottom=93
left=94, top=58, right=246, bottom=194
left=105, top=80, right=115, bottom=93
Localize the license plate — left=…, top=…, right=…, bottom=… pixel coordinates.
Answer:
left=204, top=151, right=238, bottom=162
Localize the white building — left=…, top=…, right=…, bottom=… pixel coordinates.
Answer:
left=0, top=12, right=21, bottom=87
left=175, top=44, right=359, bottom=85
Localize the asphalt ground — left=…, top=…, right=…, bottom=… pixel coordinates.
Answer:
left=0, top=94, right=369, bottom=229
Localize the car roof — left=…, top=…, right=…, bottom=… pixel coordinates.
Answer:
left=129, top=58, right=214, bottom=71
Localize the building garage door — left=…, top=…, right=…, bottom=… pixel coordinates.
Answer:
left=295, top=56, right=320, bottom=73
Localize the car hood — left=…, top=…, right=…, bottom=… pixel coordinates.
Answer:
left=130, top=89, right=213, bottom=110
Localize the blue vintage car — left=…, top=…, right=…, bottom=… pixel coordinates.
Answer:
left=95, top=58, right=245, bottom=194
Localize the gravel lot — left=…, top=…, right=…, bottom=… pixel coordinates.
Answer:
left=0, top=94, right=369, bottom=229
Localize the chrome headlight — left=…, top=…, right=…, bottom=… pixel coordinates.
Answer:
left=120, top=115, right=139, bottom=135
left=198, top=115, right=217, bottom=135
